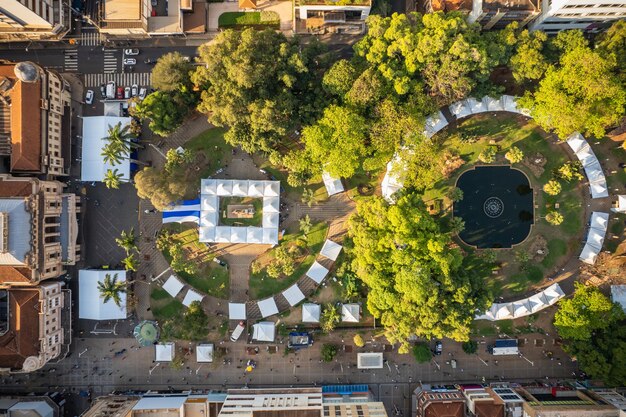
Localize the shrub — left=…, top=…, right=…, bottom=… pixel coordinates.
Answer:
left=320, top=304, right=341, bottom=333
left=543, top=179, right=562, bottom=196
left=412, top=343, right=432, bottom=363
left=555, top=161, right=584, bottom=182
left=546, top=211, right=564, bottom=225
left=321, top=344, right=338, bottom=362
left=462, top=340, right=477, bottom=354
left=505, top=146, right=524, bottom=164
left=353, top=334, right=365, bottom=347
left=448, top=187, right=464, bottom=202
left=478, top=146, right=498, bottom=163
left=440, top=151, right=465, bottom=178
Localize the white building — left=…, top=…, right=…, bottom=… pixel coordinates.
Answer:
left=294, top=0, right=371, bottom=34
left=530, top=0, right=626, bottom=33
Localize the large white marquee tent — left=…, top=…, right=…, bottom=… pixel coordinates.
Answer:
left=476, top=283, right=565, bottom=321
left=81, top=116, right=132, bottom=182
left=322, top=172, right=344, bottom=196
left=566, top=133, right=609, bottom=199
left=78, top=269, right=128, bottom=320
left=580, top=211, right=610, bottom=265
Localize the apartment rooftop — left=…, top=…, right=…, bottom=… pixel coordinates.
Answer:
left=479, top=0, right=539, bottom=11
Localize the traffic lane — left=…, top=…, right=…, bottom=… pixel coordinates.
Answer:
left=0, top=48, right=64, bottom=70
left=121, top=46, right=200, bottom=73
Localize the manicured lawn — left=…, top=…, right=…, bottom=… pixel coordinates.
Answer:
left=161, top=224, right=230, bottom=299
left=151, top=287, right=171, bottom=301
left=219, top=196, right=263, bottom=227
left=541, top=239, right=568, bottom=269
left=152, top=297, right=184, bottom=321
left=249, top=221, right=329, bottom=299
left=218, top=11, right=279, bottom=28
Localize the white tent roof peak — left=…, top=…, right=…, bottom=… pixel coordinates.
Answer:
left=228, top=302, right=246, bottom=320
left=196, top=344, right=214, bottom=362
left=282, top=284, right=305, bottom=307
left=252, top=321, right=275, bottom=342
left=162, top=275, right=184, bottom=298
left=342, top=303, right=360, bottom=322
left=80, top=116, right=132, bottom=182
left=320, top=239, right=342, bottom=261
left=263, top=181, right=280, bottom=196
left=302, top=303, right=320, bottom=323
left=155, top=342, right=175, bottom=362
left=258, top=297, right=279, bottom=318
left=182, top=289, right=204, bottom=307
left=305, top=261, right=328, bottom=284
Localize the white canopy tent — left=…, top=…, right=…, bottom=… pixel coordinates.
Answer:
left=214, top=226, right=232, bottom=242
left=565, top=133, right=609, bottom=199
left=483, top=96, right=504, bottom=112
left=305, top=261, right=329, bottom=284
left=247, top=227, right=264, bottom=244
left=155, top=342, right=175, bottom=362
left=322, top=172, right=345, bottom=196
left=501, top=95, right=522, bottom=114
left=263, top=197, right=280, bottom=213
left=381, top=158, right=404, bottom=203
left=252, top=321, right=275, bottom=342
left=80, top=116, right=131, bottom=182
left=466, top=97, right=488, bottom=114
left=476, top=284, right=565, bottom=321
left=566, top=132, right=587, bottom=153
left=200, top=211, right=218, bottom=228
left=199, top=227, right=215, bottom=241
left=449, top=100, right=472, bottom=120
left=262, top=212, right=279, bottom=228
left=589, top=180, right=609, bottom=199
left=258, top=297, right=279, bottom=318
left=590, top=211, right=609, bottom=232
left=357, top=352, right=384, bottom=369
left=262, top=228, right=279, bottom=244
left=216, top=180, right=233, bottom=196
left=78, top=269, right=128, bottom=320
left=586, top=228, right=606, bottom=250
left=201, top=179, right=218, bottom=195
left=248, top=181, right=265, bottom=197
left=162, top=275, right=184, bottom=298
left=263, top=181, right=280, bottom=197
left=342, top=303, right=360, bottom=323
left=580, top=243, right=600, bottom=265
left=182, top=289, right=204, bottom=307
left=423, top=111, right=448, bottom=138
left=302, top=303, right=320, bottom=323
left=196, top=344, right=214, bottom=362
left=230, top=227, right=247, bottom=243
left=232, top=180, right=249, bottom=196
left=228, top=303, right=246, bottom=320
left=282, top=284, right=305, bottom=307
left=320, top=239, right=343, bottom=261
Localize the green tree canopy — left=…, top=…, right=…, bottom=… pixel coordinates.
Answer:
left=518, top=45, right=626, bottom=139
left=354, top=12, right=494, bottom=103
left=510, top=29, right=549, bottom=83
left=555, top=284, right=626, bottom=386
left=134, top=90, right=193, bottom=137
left=151, top=52, right=193, bottom=92
left=554, top=283, right=625, bottom=341
left=134, top=166, right=186, bottom=210
left=596, top=20, right=626, bottom=81
left=348, top=192, right=491, bottom=352
left=192, top=29, right=329, bottom=153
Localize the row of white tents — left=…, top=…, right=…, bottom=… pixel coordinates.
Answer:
left=162, top=275, right=205, bottom=306
left=476, top=283, right=565, bottom=321
left=155, top=342, right=214, bottom=362
left=580, top=212, right=610, bottom=265
left=228, top=240, right=344, bottom=320
left=566, top=133, right=609, bottom=199
left=381, top=96, right=531, bottom=202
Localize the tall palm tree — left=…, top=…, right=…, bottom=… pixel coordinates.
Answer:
left=105, top=122, right=141, bottom=151
left=116, top=228, right=138, bottom=253
left=101, top=141, right=127, bottom=166
left=101, top=122, right=147, bottom=167
left=97, top=273, right=126, bottom=307
left=104, top=169, right=124, bottom=189
left=122, top=253, right=139, bottom=272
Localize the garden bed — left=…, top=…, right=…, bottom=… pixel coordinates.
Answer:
left=218, top=11, right=280, bottom=28
left=249, top=221, right=329, bottom=299
left=160, top=224, right=230, bottom=299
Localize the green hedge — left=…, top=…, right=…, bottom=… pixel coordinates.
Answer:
left=218, top=11, right=280, bottom=28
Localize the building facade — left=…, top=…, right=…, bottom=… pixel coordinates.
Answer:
left=0, top=281, right=70, bottom=373
left=516, top=385, right=621, bottom=417
left=0, top=0, right=71, bottom=42
left=293, top=0, right=371, bottom=34
left=0, top=61, right=71, bottom=177
left=414, top=385, right=466, bottom=417
left=0, top=395, right=60, bottom=417
left=468, top=0, right=540, bottom=29
left=0, top=175, right=80, bottom=286
left=530, top=0, right=626, bottom=33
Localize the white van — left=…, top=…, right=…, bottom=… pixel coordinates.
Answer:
left=230, top=321, right=245, bottom=342
left=106, top=81, right=115, bottom=99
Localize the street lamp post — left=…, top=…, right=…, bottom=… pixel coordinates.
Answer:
left=195, top=365, right=204, bottom=375
left=78, top=348, right=88, bottom=357
left=149, top=363, right=160, bottom=375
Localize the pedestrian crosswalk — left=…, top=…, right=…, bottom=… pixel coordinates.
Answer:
left=83, top=72, right=152, bottom=88
left=80, top=31, right=102, bottom=47
left=104, top=49, right=119, bottom=73
left=64, top=49, right=78, bottom=72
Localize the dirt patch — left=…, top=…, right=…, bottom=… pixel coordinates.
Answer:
left=528, top=235, right=548, bottom=263
left=522, top=152, right=547, bottom=178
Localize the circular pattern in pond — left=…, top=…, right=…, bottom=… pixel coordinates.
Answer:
left=454, top=166, right=534, bottom=249
left=484, top=197, right=504, bottom=218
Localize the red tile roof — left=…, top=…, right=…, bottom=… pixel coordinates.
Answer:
left=0, top=288, right=40, bottom=370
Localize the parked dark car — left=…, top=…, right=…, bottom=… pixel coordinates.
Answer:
left=434, top=340, right=442, bottom=355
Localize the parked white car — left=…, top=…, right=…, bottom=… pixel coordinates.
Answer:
left=123, top=58, right=136, bottom=66
left=85, top=89, right=94, bottom=105
left=138, top=87, right=147, bottom=100
left=131, top=84, right=138, bottom=97
left=124, top=48, right=139, bottom=56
